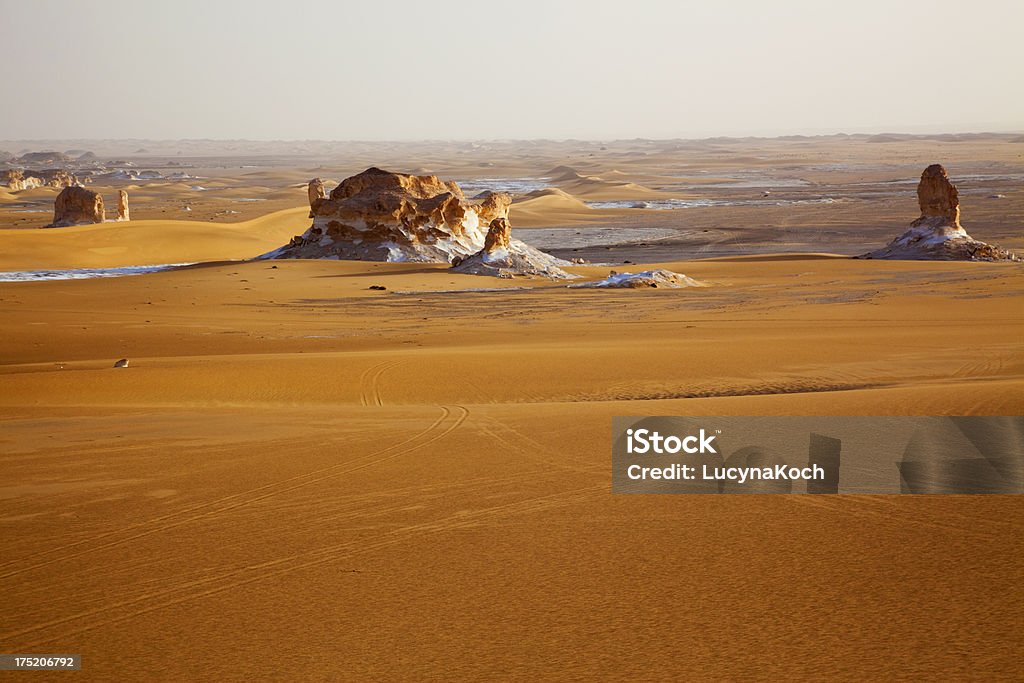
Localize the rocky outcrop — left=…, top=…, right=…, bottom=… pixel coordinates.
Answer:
left=36, top=169, right=80, bottom=188
left=859, top=164, right=1018, bottom=261
left=915, top=163, right=960, bottom=227
left=451, top=217, right=575, bottom=279
left=307, top=178, right=326, bottom=217
left=48, top=186, right=105, bottom=227
left=568, top=269, right=707, bottom=289
left=2, top=168, right=80, bottom=190
left=472, top=190, right=513, bottom=225
left=483, top=216, right=511, bottom=252
left=266, top=167, right=555, bottom=264
left=2, top=170, right=38, bottom=191
left=117, top=190, right=130, bottom=221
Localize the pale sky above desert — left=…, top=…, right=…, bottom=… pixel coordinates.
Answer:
left=3, top=0, right=1022, bottom=140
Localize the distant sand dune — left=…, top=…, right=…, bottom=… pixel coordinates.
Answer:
left=521, top=187, right=590, bottom=207
left=511, top=188, right=598, bottom=227
left=9, top=186, right=58, bottom=200
left=547, top=166, right=662, bottom=200
left=0, top=207, right=309, bottom=270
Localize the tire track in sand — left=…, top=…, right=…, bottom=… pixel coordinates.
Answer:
left=7, top=483, right=601, bottom=648
left=0, top=406, right=468, bottom=582
left=358, top=359, right=402, bottom=406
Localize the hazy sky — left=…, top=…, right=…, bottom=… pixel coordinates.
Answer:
left=2, top=0, right=1021, bottom=140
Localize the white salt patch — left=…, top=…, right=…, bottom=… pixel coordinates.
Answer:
left=587, top=198, right=836, bottom=210
left=382, top=242, right=409, bottom=262
left=462, top=209, right=480, bottom=236
left=459, top=177, right=551, bottom=194
left=892, top=225, right=969, bottom=248
left=0, top=263, right=196, bottom=283
left=482, top=247, right=510, bottom=262
left=569, top=269, right=706, bottom=289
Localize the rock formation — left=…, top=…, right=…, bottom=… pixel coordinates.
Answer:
left=1, top=168, right=80, bottom=191
left=2, top=170, right=31, bottom=191
left=451, top=217, right=575, bottom=279
left=48, top=170, right=77, bottom=188
left=265, top=167, right=560, bottom=266
left=2, top=169, right=43, bottom=191
left=48, top=186, right=105, bottom=227
left=858, top=164, right=1018, bottom=261
left=117, top=190, right=130, bottom=221
left=568, top=269, right=707, bottom=289
left=915, top=163, right=960, bottom=227
left=36, top=169, right=80, bottom=188
left=483, top=216, right=511, bottom=252
left=307, top=178, right=327, bottom=217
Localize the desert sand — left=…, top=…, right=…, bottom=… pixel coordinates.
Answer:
left=1, top=136, right=1022, bottom=680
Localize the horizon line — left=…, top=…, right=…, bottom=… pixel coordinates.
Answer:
left=3, top=130, right=1024, bottom=147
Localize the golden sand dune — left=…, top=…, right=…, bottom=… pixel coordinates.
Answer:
left=142, top=181, right=200, bottom=194
left=547, top=165, right=593, bottom=181
left=8, top=186, right=59, bottom=200
left=546, top=165, right=662, bottom=200
left=523, top=187, right=591, bottom=206
left=561, top=177, right=659, bottom=199
left=511, top=188, right=599, bottom=227
left=510, top=187, right=664, bottom=228
left=0, top=208, right=308, bottom=270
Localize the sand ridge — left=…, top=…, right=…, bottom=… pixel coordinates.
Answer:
left=0, top=208, right=309, bottom=270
